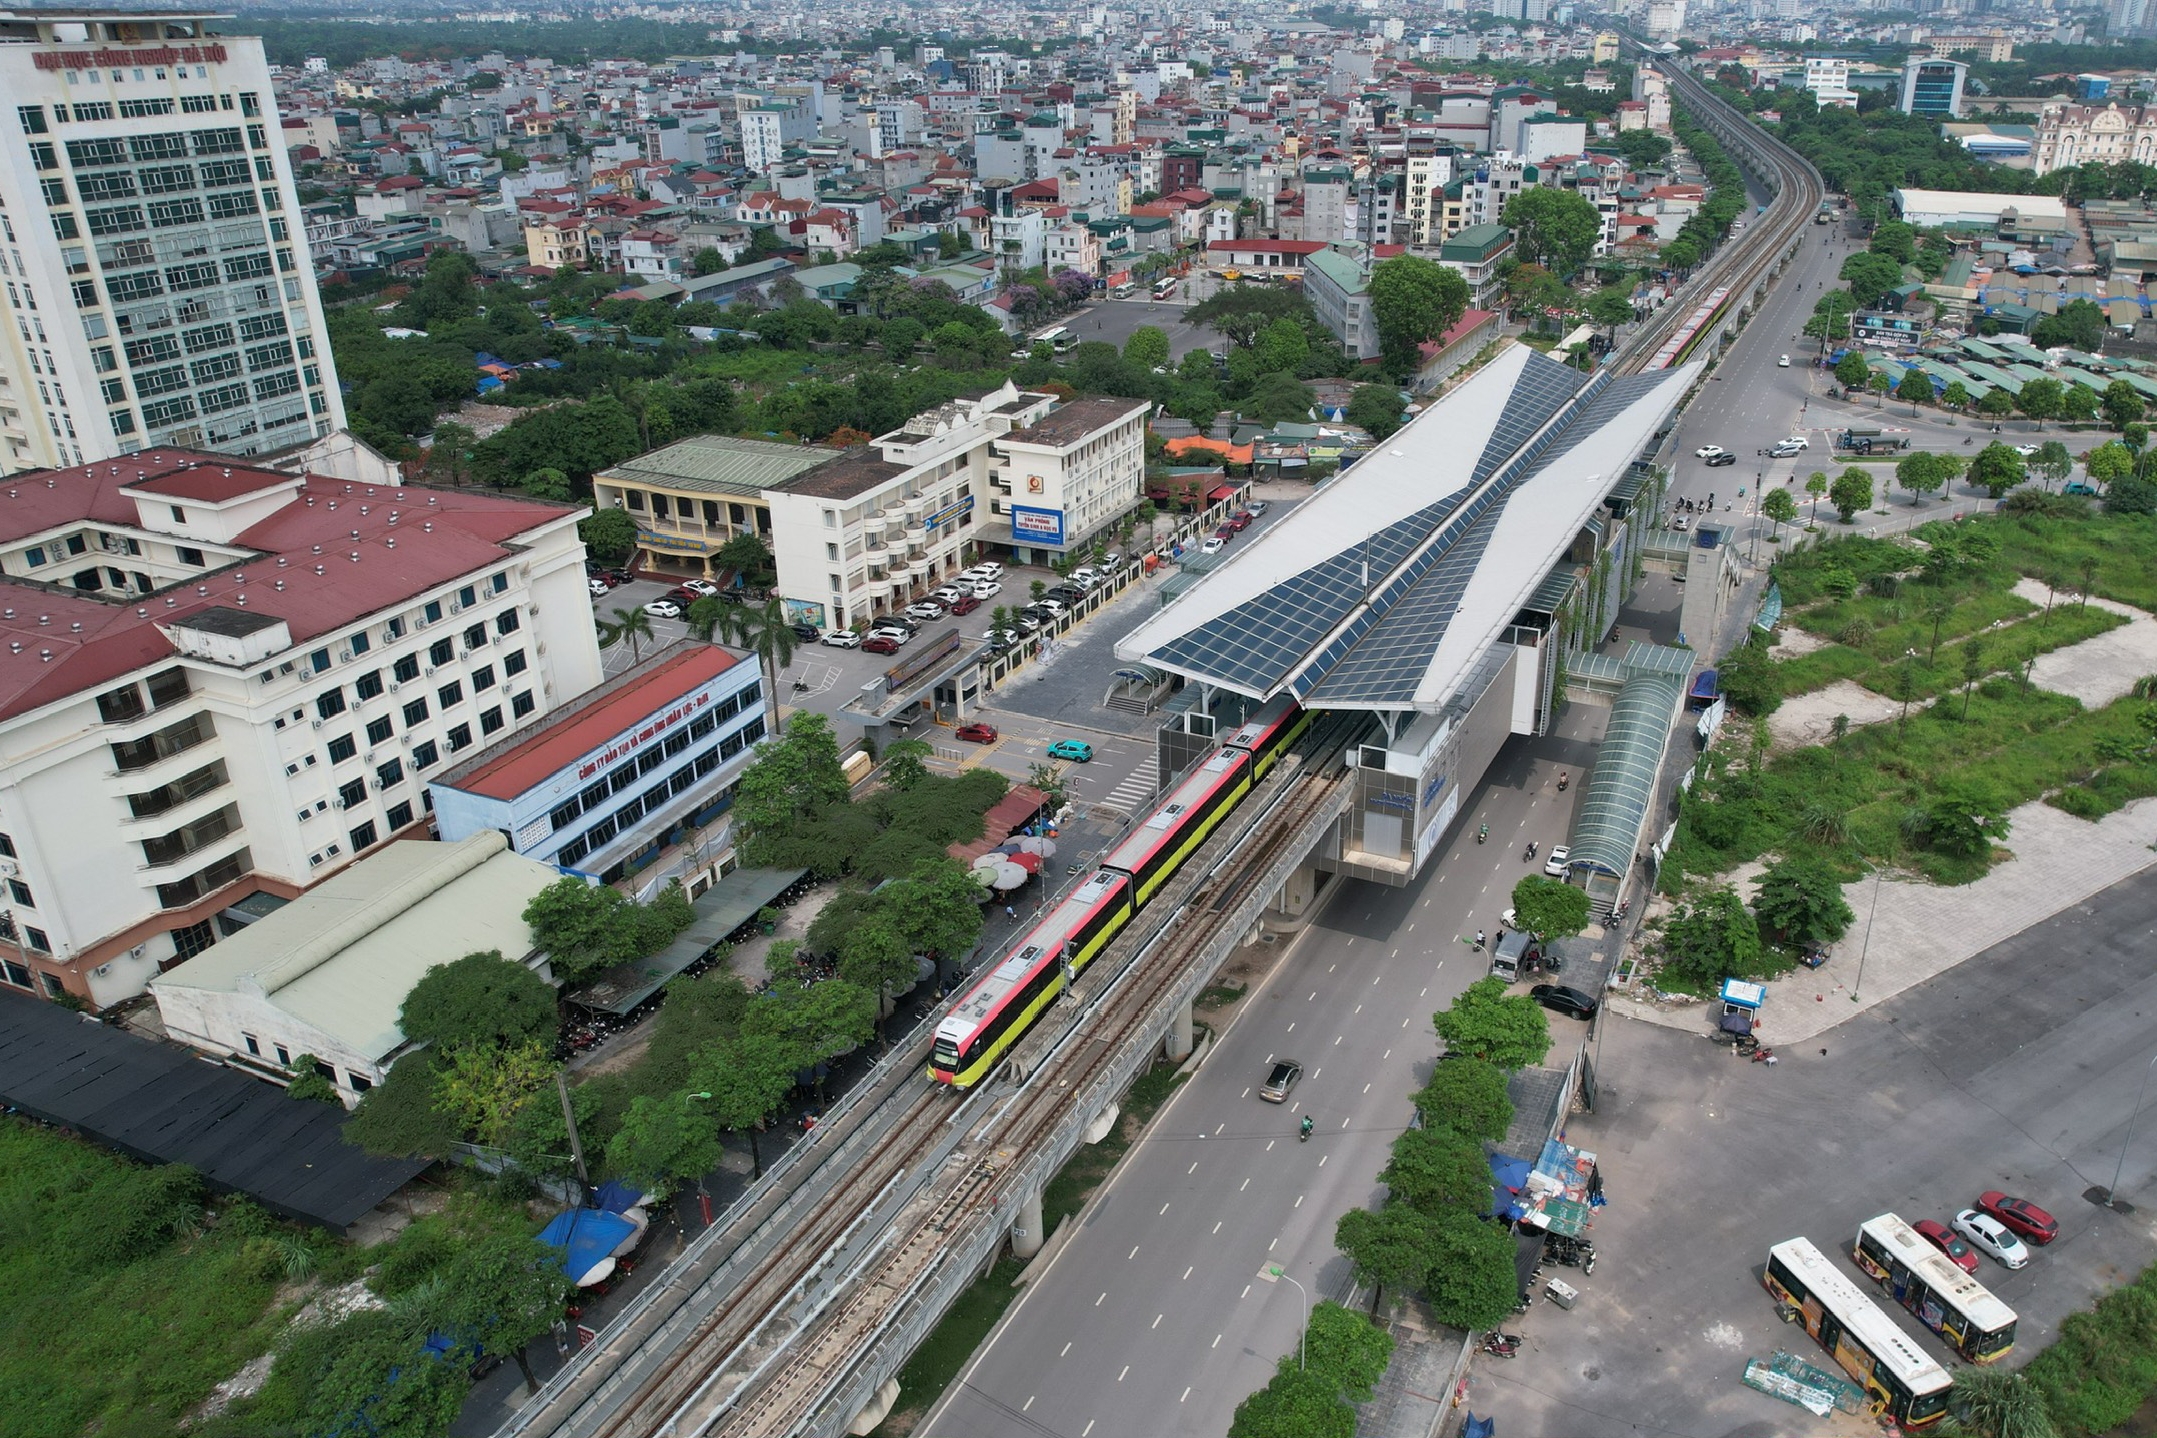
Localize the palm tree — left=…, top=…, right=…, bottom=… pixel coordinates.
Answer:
left=597, top=605, right=654, bottom=666
left=717, top=596, right=797, bottom=706
left=1948, top=1368, right=2058, bottom=1438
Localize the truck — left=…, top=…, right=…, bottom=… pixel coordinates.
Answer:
left=1836, top=426, right=1909, bottom=454
left=1491, top=929, right=1539, bottom=983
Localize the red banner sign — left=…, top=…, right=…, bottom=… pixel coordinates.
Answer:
left=34, top=44, right=228, bottom=70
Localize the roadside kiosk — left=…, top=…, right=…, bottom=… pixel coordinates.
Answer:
left=1720, top=978, right=1766, bottom=1020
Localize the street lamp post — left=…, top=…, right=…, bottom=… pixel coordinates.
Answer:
left=2101, top=1054, right=2157, bottom=1211
left=1258, top=1264, right=1308, bottom=1370
left=1850, top=859, right=1884, bottom=1004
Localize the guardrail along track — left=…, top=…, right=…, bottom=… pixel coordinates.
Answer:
left=1613, top=46, right=1824, bottom=378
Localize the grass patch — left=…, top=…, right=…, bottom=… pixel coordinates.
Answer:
left=870, top=1061, right=1191, bottom=1435
left=1779, top=601, right=2125, bottom=703
left=1978, top=510, right=2157, bottom=612
left=1197, top=979, right=1248, bottom=1009
left=2023, top=1258, right=2157, bottom=1435
left=0, top=1117, right=311, bottom=1438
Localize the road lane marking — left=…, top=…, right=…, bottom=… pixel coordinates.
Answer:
left=1354, top=1004, right=1363, bottom=1014
left=1341, top=1116, right=1349, bottom=1128
left=1025, top=1395, right=1036, bottom=1411
left=1215, top=1123, right=1224, bottom=1135
left=1319, top=1155, right=1328, bottom=1167
left=1268, top=1237, right=1278, bottom=1251
left=1362, top=1082, right=1371, bottom=1094
left=1183, top=1266, right=1193, bottom=1280
left=1129, top=1245, right=1140, bottom=1259
left=1118, top=1366, right=1129, bottom=1382
left=1287, top=1022, right=1296, bottom=1033
left=1097, top=1292, right=1106, bottom=1306
left=1152, top=1315, right=1163, bottom=1329
left=1188, top=1162, right=1198, bottom=1174
left=1384, top=1049, right=1392, bottom=1060
left=1240, top=1087, right=1250, bottom=1098
left=1307, top=991, right=1317, bottom=1001
left=1402, top=1016, right=1411, bottom=1028
left=1242, top=1176, right=1251, bottom=1189
left=1213, top=1220, right=1223, bottom=1234
left=1160, top=1203, right=1170, bottom=1215
left=1061, top=1343, right=1072, bottom=1357
left=1214, top=1334, right=1223, bottom=1348
left=1181, top=1387, right=1191, bottom=1403
left=1335, top=1034, right=1343, bottom=1045
left=1296, top=1194, right=1304, bottom=1207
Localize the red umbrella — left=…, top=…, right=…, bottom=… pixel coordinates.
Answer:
left=1006, top=851, right=1044, bottom=874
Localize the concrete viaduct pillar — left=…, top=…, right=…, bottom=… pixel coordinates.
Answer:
left=1011, top=1184, right=1046, bottom=1259
left=1164, top=998, right=1195, bottom=1063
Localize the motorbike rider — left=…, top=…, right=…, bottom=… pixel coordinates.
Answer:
left=1299, top=1114, right=1314, bottom=1140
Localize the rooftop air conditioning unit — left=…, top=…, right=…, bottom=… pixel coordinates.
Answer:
left=448, top=600, right=463, bottom=614
left=0, top=859, right=17, bottom=878
left=339, top=648, right=354, bottom=662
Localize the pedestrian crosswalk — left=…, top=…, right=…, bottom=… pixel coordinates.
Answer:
left=1093, top=764, right=1158, bottom=816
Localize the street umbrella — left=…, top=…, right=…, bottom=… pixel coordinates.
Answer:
left=990, top=861, right=1029, bottom=891
left=970, top=862, right=998, bottom=884
left=1017, top=836, right=1057, bottom=857
left=1006, top=851, right=1044, bottom=874
left=971, top=853, right=1004, bottom=871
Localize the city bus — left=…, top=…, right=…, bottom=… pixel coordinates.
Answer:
left=1765, top=1237, right=1952, bottom=1428
left=1032, top=325, right=1078, bottom=354
left=1853, top=1214, right=2018, bottom=1364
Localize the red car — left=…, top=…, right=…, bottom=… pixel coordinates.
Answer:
left=1914, top=1218, right=1980, bottom=1274
left=955, top=723, right=999, bottom=743
left=862, top=636, right=901, bottom=655
left=1226, top=512, right=1252, bottom=531
left=1978, top=1191, right=2059, bottom=1246
left=948, top=594, right=982, bottom=615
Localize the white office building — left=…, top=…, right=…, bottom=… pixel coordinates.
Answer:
left=0, top=8, right=346, bottom=474
left=0, top=449, right=601, bottom=1008
left=739, top=108, right=785, bottom=174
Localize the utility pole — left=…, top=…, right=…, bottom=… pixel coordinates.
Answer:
left=557, top=1070, right=593, bottom=1206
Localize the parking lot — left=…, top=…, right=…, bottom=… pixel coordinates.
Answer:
left=1475, top=868, right=2157, bottom=1435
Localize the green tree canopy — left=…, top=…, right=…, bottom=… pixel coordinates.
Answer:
left=1227, top=1363, right=1356, bottom=1438
left=604, top=1090, right=724, bottom=1198
left=1896, top=450, right=1952, bottom=505
left=1896, top=367, right=1935, bottom=412
left=2103, top=378, right=2144, bottom=430
left=2085, top=440, right=2134, bottom=486
left=733, top=711, right=853, bottom=866
left=1752, top=856, right=1857, bottom=947
left=1368, top=255, right=1470, bottom=377
left=1122, top=324, right=1171, bottom=372
left=689, top=1031, right=801, bottom=1177
left=1414, top=1058, right=1514, bottom=1144
left=1829, top=467, right=1874, bottom=522
left=1833, top=351, right=1872, bottom=391
left=1334, top=1203, right=1444, bottom=1312
left=1346, top=383, right=1405, bottom=442
left=1381, top=1123, right=1494, bottom=1217
left=1653, top=886, right=1765, bottom=989
left=1301, top=1301, right=1394, bottom=1401
left=2031, top=298, right=2105, bottom=352
left=522, top=878, right=691, bottom=984
left=1968, top=442, right=2028, bottom=498
left=1421, top=1208, right=1521, bottom=1331
left=431, top=1234, right=574, bottom=1393
left=2017, top=376, right=2063, bottom=428
left=399, top=951, right=557, bottom=1050
left=1838, top=251, right=1905, bottom=308
left=1509, top=875, right=1590, bottom=938
left=1500, top=187, right=1602, bottom=275
left=578, top=507, right=638, bottom=566
left=1433, top=977, right=1552, bottom=1070
left=1186, top=283, right=1316, bottom=350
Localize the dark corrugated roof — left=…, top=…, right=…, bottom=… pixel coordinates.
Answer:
left=0, top=996, right=427, bottom=1232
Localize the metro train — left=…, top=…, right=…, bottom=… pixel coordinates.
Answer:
left=930, top=696, right=1314, bottom=1088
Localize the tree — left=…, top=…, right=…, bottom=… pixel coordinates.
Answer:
left=1838, top=251, right=1904, bottom=307
left=304, top=1309, right=469, bottom=1438
left=2103, top=378, right=2145, bottom=431
left=743, top=978, right=877, bottom=1079
left=1244, top=370, right=1317, bottom=426
left=1587, top=285, right=1635, bottom=330
left=2016, top=377, right=2063, bottom=429
left=1833, top=350, right=1871, bottom=392
left=1501, top=188, right=1602, bottom=276
left=1914, top=786, right=2010, bottom=859
left=1185, top=283, right=1314, bottom=350
left=1829, top=467, right=1874, bottom=523
left=2084, top=440, right=2134, bottom=487
left=1805, top=470, right=1828, bottom=525
left=1762, top=486, right=1797, bottom=538
left=1380, top=1124, right=1494, bottom=1217
left=1868, top=219, right=1916, bottom=266
left=1896, top=450, right=1950, bottom=505
left=1508, top=875, right=1589, bottom=938
left=1978, top=386, right=2016, bottom=421
left=1896, top=366, right=1934, bottom=413
left=1422, top=1208, right=1521, bottom=1331
left=1302, top=1301, right=1394, bottom=1400
left=523, top=877, right=687, bottom=983
left=2060, top=382, right=2100, bottom=426
left=1949, top=1368, right=2059, bottom=1438
left=1942, top=380, right=1972, bottom=411
left=283, top=1054, right=341, bottom=1104
left=1961, top=638, right=1988, bottom=721
left=1346, top=383, right=1405, bottom=442
left=1227, top=1364, right=1356, bottom=1438
left=714, top=596, right=798, bottom=709
left=716, top=533, right=777, bottom=585
left=345, top=1055, right=463, bottom=1158
left=1869, top=371, right=1893, bottom=406
left=1967, top=442, right=2027, bottom=499
left=1334, top=1204, right=1443, bottom=1313
left=579, top=507, right=638, bottom=567
left=431, top=1038, right=553, bottom=1147
left=1653, top=886, right=1764, bottom=989
left=596, top=605, right=654, bottom=666
left=1368, top=254, right=1469, bottom=377
left=428, top=419, right=476, bottom=487
left=691, top=1032, right=801, bottom=1178
left=1751, top=856, right=1856, bottom=947
left=2030, top=440, right=2072, bottom=490
left=1413, top=1058, right=1513, bottom=1144
left=400, top=951, right=557, bottom=1050
left=1432, top=977, right=1551, bottom=1070
left=432, top=1234, right=573, bottom=1394
left=1253, top=316, right=1309, bottom=374
left=1719, top=631, right=1781, bottom=716
left=2030, top=298, right=2105, bottom=353
left=1122, top=325, right=1170, bottom=372
left=690, top=246, right=729, bottom=277
left=605, top=1090, right=724, bottom=1197
left=879, top=737, right=932, bottom=791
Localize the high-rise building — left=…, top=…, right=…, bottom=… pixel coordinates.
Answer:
left=0, top=8, right=346, bottom=474
left=1900, top=57, right=1968, bottom=117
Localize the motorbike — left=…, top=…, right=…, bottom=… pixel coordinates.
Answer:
left=1477, top=824, right=1488, bottom=844
left=1299, top=1117, right=1313, bottom=1142
left=1752, top=1046, right=1779, bottom=1065
left=1523, top=841, right=1538, bottom=862
left=1480, top=1332, right=1524, bottom=1358
left=1556, top=772, right=1568, bottom=792
left=1543, top=1235, right=1597, bottom=1276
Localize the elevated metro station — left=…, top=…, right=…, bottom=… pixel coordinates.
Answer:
left=1116, top=345, right=1705, bottom=902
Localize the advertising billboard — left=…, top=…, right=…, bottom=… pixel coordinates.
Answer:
left=1010, top=504, right=1066, bottom=548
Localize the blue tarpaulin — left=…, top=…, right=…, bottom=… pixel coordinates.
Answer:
left=537, top=1208, right=636, bottom=1281
left=1489, top=1154, right=1533, bottom=1221
left=592, top=1180, right=646, bottom=1214
left=1463, top=1415, right=1495, bottom=1438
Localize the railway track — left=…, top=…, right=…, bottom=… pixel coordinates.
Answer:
left=1613, top=48, right=1824, bottom=378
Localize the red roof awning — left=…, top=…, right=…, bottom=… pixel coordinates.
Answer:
left=1207, top=484, right=1239, bottom=502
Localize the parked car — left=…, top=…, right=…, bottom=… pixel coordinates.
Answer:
left=1695, top=444, right=1729, bottom=460
left=1046, top=739, right=1094, bottom=762
left=930, top=585, right=965, bottom=604
left=644, top=599, right=683, bottom=619
left=1247, top=500, right=1269, bottom=516
left=1099, top=550, right=1124, bottom=569
left=1259, top=1059, right=1302, bottom=1103
left=1067, top=568, right=1101, bottom=588
left=1226, top=512, right=1252, bottom=531
left=948, top=594, right=982, bottom=615
left=1777, top=355, right=1791, bottom=367
left=1530, top=984, right=1598, bottom=1021
left=1952, top=1209, right=2031, bottom=1269
left=1704, top=451, right=1737, bottom=468
left=1048, top=586, right=1086, bottom=605
left=1914, top=1218, right=1981, bottom=1274
left=873, top=614, right=920, bottom=632
left=1034, top=598, right=1068, bottom=617
left=823, top=629, right=862, bottom=648
left=1013, top=613, right=1044, bottom=633
left=905, top=601, right=947, bottom=621
left=862, top=636, right=901, bottom=655
left=1542, top=844, right=1573, bottom=878
left=588, top=578, right=611, bottom=597
left=963, top=561, right=1005, bottom=581
left=1201, top=536, right=1227, bottom=554
left=1976, top=1191, right=2059, bottom=1246
left=2014, top=443, right=2041, bottom=458
left=955, top=722, right=999, bottom=743
left=1778, top=435, right=1809, bottom=450
left=986, top=628, right=1021, bottom=648
left=970, top=580, right=1003, bottom=599
left=666, top=586, right=703, bottom=606
left=790, top=622, right=821, bottom=643
left=867, top=626, right=911, bottom=645
left=1212, top=524, right=1235, bottom=540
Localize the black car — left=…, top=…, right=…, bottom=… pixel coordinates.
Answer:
left=790, top=622, right=822, bottom=643
left=1704, top=451, right=1737, bottom=468
left=1530, top=984, right=1598, bottom=1021
left=873, top=614, right=920, bottom=633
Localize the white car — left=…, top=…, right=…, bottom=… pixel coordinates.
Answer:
left=929, top=585, right=965, bottom=604
left=2014, top=443, right=2041, bottom=457
left=867, top=625, right=911, bottom=645
left=1200, top=536, right=1227, bottom=554
left=904, top=602, right=946, bottom=621
left=1770, top=440, right=1806, bottom=458
left=963, top=561, right=1005, bottom=581
left=822, top=629, right=861, bottom=648
left=1778, top=435, right=1808, bottom=450
left=970, top=580, right=1003, bottom=599
left=1777, top=355, right=1791, bottom=367
left=679, top=579, right=721, bottom=597
left=1695, top=444, right=1728, bottom=460
left=588, top=578, right=610, bottom=597
left=1542, top=844, right=1573, bottom=878
left=644, top=599, right=683, bottom=619
left=1952, top=1208, right=2031, bottom=1269
left=1069, top=567, right=1102, bottom=588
